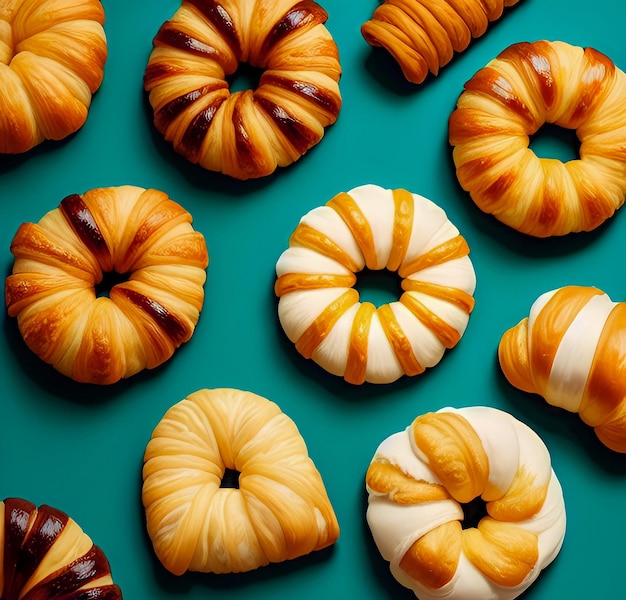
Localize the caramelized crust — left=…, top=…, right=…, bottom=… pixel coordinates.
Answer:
left=449, top=40, right=626, bottom=237
left=499, top=285, right=626, bottom=452
left=0, top=498, right=122, bottom=599
left=144, top=0, right=342, bottom=179
left=5, top=185, right=209, bottom=385
left=361, top=0, right=521, bottom=84
left=142, top=388, right=339, bottom=575
left=0, top=0, right=107, bottom=153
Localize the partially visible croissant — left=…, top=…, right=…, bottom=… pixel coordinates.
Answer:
left=361, top=0, right=522, bottom=84
left=499, top=285, right=626, bottom=453
left=0, top=0, right=108, bottom=153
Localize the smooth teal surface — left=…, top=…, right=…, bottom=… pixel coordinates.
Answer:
left=1, top=1, right=625, bottom=598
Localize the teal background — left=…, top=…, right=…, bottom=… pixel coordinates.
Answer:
left=1, top=0, right=625, bottom=598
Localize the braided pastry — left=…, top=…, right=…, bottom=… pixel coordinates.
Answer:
left=449, top=40, right=626, bottom=237
left=1, top=497, right=122, bottom=599
left=361, top=0, right=521, bottom=84
left=366, top=406, right=566, bottom=600
left=5, top=185, right=208, bottom=385
left=142, top=388, right=340, bottom=575
left=499, top=285, right=626, bottom=453
left=0, top=0, right=107, bottom=154
left=144, top=0, right=342, bottom=180
left=275, top=184, right=476, bottom=384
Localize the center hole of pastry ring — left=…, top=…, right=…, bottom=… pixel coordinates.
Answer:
left=94, top=270, right=131, bottom=298
left=227, top=62, right=264, bottom=94
left=354, top=268, right=403, bottom=307
left=529, top=122, right=581, bottom=162
left=460, top=496, right=489, bottom=530
left=220, top=467, right=241, bottom=489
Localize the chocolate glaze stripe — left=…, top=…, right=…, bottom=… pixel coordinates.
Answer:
left=3, top=498, right=37, bottom=598
left=23, top=585, right=124, bottom=600
left=116, top=287, right=189, bottom=345
left=154, top=26, right=221, bottom=60
left=259, top=1, right=328, bottom=61
left=260, top=74, right=341, bottom=116
left=186, top=0, right=242, bottom=58
left=179, top=101, right=224, bottom=162
left=60, top=194, right=111, bottom=266
left=255, top=95, right=316, bottom=154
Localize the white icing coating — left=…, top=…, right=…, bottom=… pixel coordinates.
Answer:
left=366, top=406, right=566, bottom=600
left=275, top=185, right=476, bottom=383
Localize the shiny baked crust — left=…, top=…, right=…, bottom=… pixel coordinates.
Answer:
left=143, top=0, right=342, bottom=180
left=0, top=0, right=107, bottom=153
left=142, top=388, right=339, bottom=575
left=5, top=185, right=209, bottom=385
left=361, top=0, right=521, bottom=84
left=449, top=40, right=626, bottom=237
left=366, top=406, right=566, bottom=600
left=275, top=184, right=476, bottom=384
left=0, top=497, right=122, bottom=599
left=499, top=285, right=626, bottom=453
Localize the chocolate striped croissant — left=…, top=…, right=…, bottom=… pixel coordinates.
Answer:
left=366, top=406, right=566, bottom=600
left=449, top=40, right=626, bottom=237
left=5, top=185, right=209, bottom=385
left=144, top=0, right=342, bottom=180
left=142, top=388, right=340, bottom=575
left=499, top=285, right=626, bottom=453
left=361, top=0, right=522, bottom=84
left=1, top=498, right=122, bottom=599
left=275, top=184, right=476, bottom=384
left=0, top=0, right=108, bottom=154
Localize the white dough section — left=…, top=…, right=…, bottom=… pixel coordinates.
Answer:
left=364, top=311, right=405, bottom=383
left=277, top=287, right=348, bottom=342
left=311, top=303, right=358, bottom=377
left=275, top=246, right=352, bottom=277
left=405, top=256, right=477, bottom=295
left=507, top=413, right=551, bottom=489
left=388, top=301, right=445, bottom=367
left=404, top=292, right=472, bottom=337
left=298, top=205, right=365, bottom=270
left=527, top=288, right=558, bottom=333
left=347, top=184, right=396, bottom=269
left=547, top=292, right=615, bottom=412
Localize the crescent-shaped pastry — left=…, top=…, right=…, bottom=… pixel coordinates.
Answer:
left=142, top=388, right=340, bottom=575
left=499, top=285, right=626, bottom=453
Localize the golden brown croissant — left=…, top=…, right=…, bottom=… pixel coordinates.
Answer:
left=366, top=406, right=566, bottom=600
left=499, top=285, right=626, bottom=453
left=361, top=0, right=521, bottom=84
left=0, top=0, right=108, bottom=154
left=144, top=0, right=342, bottom=180
left=5, top=185, right=209, bottom=385
left=449, top=40, right=626, bottom=237
left=1, top=497, right=123, bottom=599
left=275, top=184, right=476, bottom=384
left=142, top=388, right=340, bottom=575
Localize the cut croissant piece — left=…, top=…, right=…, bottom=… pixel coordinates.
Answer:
left=0, top=497, right=123, bottom=599
left=144, top=0, right=342, bottom=180
left=499, top=285, right=626, bottom=453
left=275, top=184, right=476, bottom=384
left=366, top=406, right=566, bottom=600
left=449, top=40, right=626, bottom=237
left=361, top=0, right=522, bottom=84
left=142, top=388, right=340, bottom=575
left=0, top=0, right=108, bottom=153
left=5, top=185, right=209, bottom=385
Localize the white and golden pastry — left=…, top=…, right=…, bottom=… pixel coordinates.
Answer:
left=144, top=0, right=342, bottom=180
left=449, top=40, right=626, bottom=237
left=0, top=0, right=107, bottom=154
left=361, top=1, right=522, bottom=84
left=5, top=185, right=208, bottom=385
left=1, top=497, right=122, bottom=599
left=142, top=388, right=340, bottom=575
left=275, top=184, right=476, bottom=384
left=366, top=406, right=566, bottom=600
left=499, top=285, right=626, bottom=453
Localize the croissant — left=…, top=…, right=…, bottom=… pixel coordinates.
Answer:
left=142, top=388, right=340, bottom=575
left=449, top=40, right=626, bottom=237
left=275, top=184, right=476, bottom=384
left=1, top=497, right=123, bottom=599
left=361, top=0, right=522, bottom=84
left=144, top=0, right=342, bottom=180
left=5, top=185, right=209, bottom=385
left=366, top=406, right=566, bottom=600
left=499, top=285, right=626, bottom=453
left=0, top=0, right=108, bottom=154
